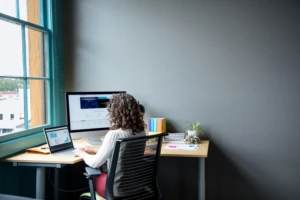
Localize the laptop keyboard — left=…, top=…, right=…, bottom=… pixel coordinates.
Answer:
left=52, top=149, right=77, bottom=157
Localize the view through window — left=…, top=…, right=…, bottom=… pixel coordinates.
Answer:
left=0, top=0, right=50, bottom=136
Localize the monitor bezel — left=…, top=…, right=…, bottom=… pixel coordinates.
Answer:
left=65, top=91, right=126, bottom=133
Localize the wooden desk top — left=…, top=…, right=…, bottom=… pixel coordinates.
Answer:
left=2, top=138, right=90, bottom=165
left=161, top=140, right=209, bottom=158
left=2, top=138, right=209, bottom=165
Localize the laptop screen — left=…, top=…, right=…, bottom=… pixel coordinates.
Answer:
left=44, top=126, right=74, bottom=152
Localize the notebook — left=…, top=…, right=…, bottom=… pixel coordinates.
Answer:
left=164, top=144, right=199, bottom=150
left=44, top=126, right=77, bottom=157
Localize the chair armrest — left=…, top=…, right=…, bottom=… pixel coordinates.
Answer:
left=83, top=167, right=101, bottom=179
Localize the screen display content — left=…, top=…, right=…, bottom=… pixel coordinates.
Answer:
left=46, top=128, right=71, bottom=147
left=66, top=92, right=126, bottom=132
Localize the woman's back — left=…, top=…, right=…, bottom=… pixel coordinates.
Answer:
left=105, top=129, right=145, bottom=171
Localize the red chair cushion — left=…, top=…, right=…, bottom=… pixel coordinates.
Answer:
left=94, top=171, right=107, bottom=198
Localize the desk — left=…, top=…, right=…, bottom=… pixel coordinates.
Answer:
left=2, top=139, right=209, bottom=200
left=161, top=141, right=209, bottom=200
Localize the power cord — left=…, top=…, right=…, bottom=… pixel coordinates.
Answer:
left=48, top=168, right=89, bottom=192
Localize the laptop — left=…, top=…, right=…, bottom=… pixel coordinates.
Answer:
left=44, top=126, right=77, bottom=157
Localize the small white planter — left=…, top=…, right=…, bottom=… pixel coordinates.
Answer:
left=187, top=130, right=198, bottom=136
left=186, top=130, right=201, bottom=143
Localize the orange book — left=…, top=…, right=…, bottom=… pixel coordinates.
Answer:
left=157, top=118, right=163, bottom=132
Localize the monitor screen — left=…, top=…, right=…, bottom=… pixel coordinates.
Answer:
left=66, top=91, right=126, bottom=133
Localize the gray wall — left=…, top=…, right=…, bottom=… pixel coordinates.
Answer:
left=63, top=0, right=300, bottom=200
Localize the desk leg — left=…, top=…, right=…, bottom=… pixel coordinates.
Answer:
left=54, top=168, right=63, bottom=200
left=36, top=167, right=45, bottom=199
left=199, top=158, right=205, bottom=200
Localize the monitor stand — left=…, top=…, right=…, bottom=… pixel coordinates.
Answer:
left=70, top=130, right=108, bottom=145
left=87, top=137, right=103, bottom=146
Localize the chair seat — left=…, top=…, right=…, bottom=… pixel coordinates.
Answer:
left=80, top=192, right=106, bottom=200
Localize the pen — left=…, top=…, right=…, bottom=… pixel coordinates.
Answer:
left=41, top=147, right=48, bottom=150
left=168, top=146, right=176, bottom=148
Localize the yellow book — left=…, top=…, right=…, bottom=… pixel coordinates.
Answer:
left=162, top=118, right=167, bottom=132
left=148, top=131, right=162, bottom=135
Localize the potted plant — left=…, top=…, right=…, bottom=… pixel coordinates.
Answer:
left=185, top=122, right=204, bottom=143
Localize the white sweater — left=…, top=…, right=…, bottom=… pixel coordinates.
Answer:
left=82, top=129, right=146, bottom=169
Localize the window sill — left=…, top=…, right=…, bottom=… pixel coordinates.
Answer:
left=0, top=132, right=46, bottom=159
left=0, top=125, right=51, bottom=143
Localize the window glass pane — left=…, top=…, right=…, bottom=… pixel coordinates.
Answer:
left=19, top=0, right=41, bottom=25
left=0, top=20, right=23, bottom=76
left=0, top=0, right=16, bottom=17
left=0, top=0, right=41, bottom=25
left=26, top=27, right=46, bottom=77
left=0, top=78, right=25, bottom=136
left=27, top=79, right=48, bottom=129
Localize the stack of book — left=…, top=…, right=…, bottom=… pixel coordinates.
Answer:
left=148, top=118, right=166, bottom=135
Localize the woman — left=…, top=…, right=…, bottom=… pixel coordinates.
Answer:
left=74, top=93, right=146, bottom=198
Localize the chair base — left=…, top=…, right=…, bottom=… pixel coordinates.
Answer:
left=80, top=192, right=106, bottom=200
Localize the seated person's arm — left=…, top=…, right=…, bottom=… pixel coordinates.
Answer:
left=83, top=146, right=99, bottom=154
left=74, top=131, right=117, bottom=168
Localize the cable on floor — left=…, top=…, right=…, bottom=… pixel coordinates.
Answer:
left=48, top=168, right=89, bottom=193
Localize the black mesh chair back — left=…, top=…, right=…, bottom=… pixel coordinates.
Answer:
left=106, top=133, right=167, bottom=200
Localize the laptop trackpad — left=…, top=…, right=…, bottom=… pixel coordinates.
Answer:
left=52, top=149, right=77, bottom=157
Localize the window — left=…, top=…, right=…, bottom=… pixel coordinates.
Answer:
left=0, top=114, right=3, bottom=120
left=0, top=0, right=42, bottom=25
left=0, top=0, right=51, bottom=137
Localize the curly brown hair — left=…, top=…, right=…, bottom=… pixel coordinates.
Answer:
left=107, top=93, right=145, bottom=133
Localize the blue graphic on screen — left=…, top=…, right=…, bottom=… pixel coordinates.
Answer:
left=50, top=132, right=57, bottom=138
left=47, top=129, right=71, bottom=147
left=80, top=96, right=109, bottom=109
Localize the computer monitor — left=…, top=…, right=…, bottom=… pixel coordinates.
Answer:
left=65, top=91, right=126, bottom=144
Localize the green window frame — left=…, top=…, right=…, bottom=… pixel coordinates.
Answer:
left=0, top=0, right=65, bottom=158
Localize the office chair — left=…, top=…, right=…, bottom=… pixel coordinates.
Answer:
left=80, top=133, right=167, bottom=200
left=0, top=194, right=36, bottom=200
